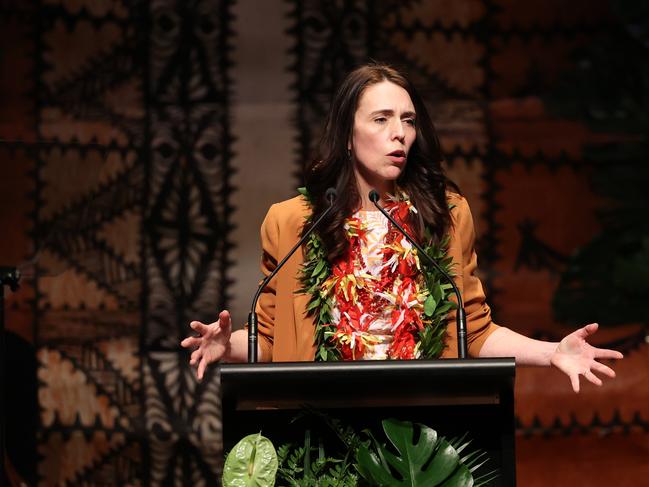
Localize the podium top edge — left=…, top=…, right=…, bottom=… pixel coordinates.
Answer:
left=219, top=357, right=516, bottom=377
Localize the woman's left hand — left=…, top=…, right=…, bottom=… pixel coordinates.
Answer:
left=550, top=323, right=624, bottom=393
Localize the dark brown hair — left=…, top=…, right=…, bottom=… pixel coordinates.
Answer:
left=303, top=62, right=458, bottom=262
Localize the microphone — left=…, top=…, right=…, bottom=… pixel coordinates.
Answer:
left=247, top=187, right=338, bottom=362
left=369, top=190, right=468, bottom=359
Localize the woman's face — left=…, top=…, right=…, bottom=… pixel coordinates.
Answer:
left=350, top=80, right=417, bottom=196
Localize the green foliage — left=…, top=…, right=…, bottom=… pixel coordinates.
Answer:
left=224, top=415, right=497, bottom=487
left=300, top=228, right=341, bottom=362
left=276, top=431, right=360, bottom=486
left=356, top=419, right=497, bottom=487
left=297, top=186, right=340, bottom=360
left=223, top=433, right=278, bottom=487
left=276, top=410, right=364, bottom=486
left=417, top=233, right=456, bottom=359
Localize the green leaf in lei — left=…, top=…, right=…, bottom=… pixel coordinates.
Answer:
left=356, top=419, right=480, bottom=487
left=417, top=234, right=456, bottom=359
left=424, top=295, right=437, bottom=317
left=222, top=433, right=278, bottom=487
left=296, top=187, right=341, bottom=361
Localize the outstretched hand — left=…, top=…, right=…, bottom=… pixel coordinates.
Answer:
left=550, top=323, right=624, bottom=393
left=180, top=310, right=232, bottom=380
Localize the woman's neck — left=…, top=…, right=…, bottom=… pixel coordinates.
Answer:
left=356, top=178, right=396, bottom=211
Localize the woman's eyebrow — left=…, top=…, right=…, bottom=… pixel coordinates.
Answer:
left=369, top=109, right=417, bottom=118
left=369, top=109, right=393, bottom=117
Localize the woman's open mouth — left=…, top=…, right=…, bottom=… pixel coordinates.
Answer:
left=387, top=150, right=406, bottom=164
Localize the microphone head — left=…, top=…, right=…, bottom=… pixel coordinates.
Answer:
left=368, top=190, right=380, bottom=203
left=325, top=187, right=337, bottom=203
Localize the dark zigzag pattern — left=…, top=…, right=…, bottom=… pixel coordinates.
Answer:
left=44, top=39, right=142, bottom=107
left=52, top=346, right=140, bottom=432
left=516, top=409, right=649, bottom=437
left=57, top=343, right=141, bottom=415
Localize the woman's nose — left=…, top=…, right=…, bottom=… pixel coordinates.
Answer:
left=391, top=121, right=405, bottom=141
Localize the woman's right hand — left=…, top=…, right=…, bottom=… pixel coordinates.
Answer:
left=181, top=310, right=232, bottom=380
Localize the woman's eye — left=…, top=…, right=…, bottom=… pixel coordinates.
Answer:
left=374, top=117, right=387, bottom=124
left=404, top=118, right=416, bottom=126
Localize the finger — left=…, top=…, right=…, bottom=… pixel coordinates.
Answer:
left=219, top=310, right=232, bottom=331
left=197, top=357, right=207, bottom=381
left=190, top=348, right=202, bottom=366
left=570, top=373, right=580, bottom=394
left=181, top=336, right=201, bottom=349
left=584, top=370, right=603, bottom=387
left=591, top=361, right=616, bottom=379
left=190, top=321, right=211, bottom=335
left=594, top=348, right=624, bottom=360
left=575, top=322, right=599, bottom=339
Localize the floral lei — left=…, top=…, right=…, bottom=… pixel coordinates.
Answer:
left=298, top=188, right=456, bottom=361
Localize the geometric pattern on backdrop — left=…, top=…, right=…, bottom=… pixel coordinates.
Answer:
left=34, top=1, right=145, bottom=484
left=33, top=0, right=235, bottom=484
left=487, top=0, right=648, bottom=434
left=142, top=0, right=235, bottom=483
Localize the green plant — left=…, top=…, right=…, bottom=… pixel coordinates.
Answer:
left=223, top=414, right=497, bottom=487
left=276, top=411, right=363, bottom=486
left=276, top=430, right=359, bottom=486
left=222, top=433, right=278, bottom=487
left=356, top=419, right=497, bottom=487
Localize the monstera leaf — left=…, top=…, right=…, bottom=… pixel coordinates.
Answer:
left=356, top=419, right=487, bottom=487
left=222, top=433, right=278, bottom=487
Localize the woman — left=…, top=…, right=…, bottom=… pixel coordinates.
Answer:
left=181, top=63, right=622, bottom=392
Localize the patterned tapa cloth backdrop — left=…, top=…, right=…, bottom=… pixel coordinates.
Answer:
left=3, top=0, right=233, bottom=485
left=1, top=0, right=647, bottom=486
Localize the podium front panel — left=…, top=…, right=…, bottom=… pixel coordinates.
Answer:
left=220, top=358, right=515, bottom=486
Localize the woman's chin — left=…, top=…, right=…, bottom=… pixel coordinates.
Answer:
left=382, top=167, right=405, bottom=180
left=355, top=167, right=403, bottom=193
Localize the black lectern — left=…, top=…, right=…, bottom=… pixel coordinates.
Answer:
left=220, top=358, right=516, bottom=486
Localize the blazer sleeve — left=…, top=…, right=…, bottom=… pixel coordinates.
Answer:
left=254, top=204, right=279, bottom=362
left=454, top=196, right=500, bottom=357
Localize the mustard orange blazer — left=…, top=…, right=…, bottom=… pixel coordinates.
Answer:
left=255, top=192, right=499, bottom=362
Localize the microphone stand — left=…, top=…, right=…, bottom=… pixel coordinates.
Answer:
left=0, top=267, right=20, bottom=484
left=248, top=189, right=337, bottom=363
left=369, top=192, right=468, bottom=358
